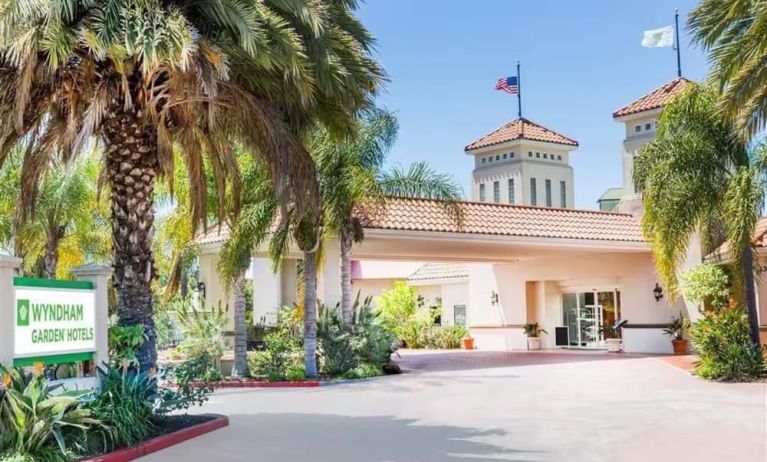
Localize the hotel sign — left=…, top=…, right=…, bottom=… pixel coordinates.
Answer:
left=13, top=278, right=96, bottom=364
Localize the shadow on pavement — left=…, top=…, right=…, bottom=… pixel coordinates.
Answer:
left=171, top=412, right=538, bottom=462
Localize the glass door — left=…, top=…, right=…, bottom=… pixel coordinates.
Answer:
left=562, top=289, right=621, bottom=348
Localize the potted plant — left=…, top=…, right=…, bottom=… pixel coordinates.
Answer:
left=663, top=312, right=691, bottom=355
left=523, top=323, right=547, bottom=350
left=599, top=323, right=623, bottom=353
left=461, top=335, right=475, bottom=350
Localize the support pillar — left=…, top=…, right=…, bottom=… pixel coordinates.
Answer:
left=71, top=263, right=113, bottom=368
left=251, top=257, right=281, bottom=325
left=0, top=256, right=22, bottom=368
left=317, top=239, right=341, bottom=309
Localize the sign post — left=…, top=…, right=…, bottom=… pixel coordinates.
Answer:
left=0, top=256, right=22, bottom=367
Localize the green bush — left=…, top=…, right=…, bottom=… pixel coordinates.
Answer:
left=84, top=366, right=155, bottom=453
left=317, top=306, right=358, bottom=376
left=175, top=303, right=227, bottom=380
left=342, top=363, right=383, bottom=380
left=0, top=366, right=98, bottom=461
left=353, top=297, right=396, bottom=365
left=690, top=307, right=766, bottom=381
left=377, top=281, right=418, bottom=343
left=248, top=331, right=301, bottom=381
left=424, top=325, right=467, bottom=349
left=286, top=366, right=305, bottom=382
left=107, top=325, right=147, bottom=368
left=679, top=263, right=731, bottom=311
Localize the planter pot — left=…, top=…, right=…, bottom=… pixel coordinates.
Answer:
left=671, top=339, right=689, bottom=355
left=526, top=337, right=541, bottom=350
left=461, top=337, right=475, bottom=350
left=606, top=338, right=622, bottom=353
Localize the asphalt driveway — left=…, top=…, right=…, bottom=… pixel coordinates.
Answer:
left=143, top=350, right=767, bottom=462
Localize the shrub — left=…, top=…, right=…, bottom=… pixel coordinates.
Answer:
left=342, top=363, right=383, bottom=380
left=353, top=297, right=396, bottom=365
left=679, top=263, right=731, bottom=311
left=317, top=306, right=358, bottom=376
left=425, top=325, right=467, bottom=349
left=690, top=307, right=766, bottom=381
left=286, top=367, right=305, bottom=382
left=377, top=281, right=418, bottom=342
left=175, top=303, right=227, bottom=380
left=107, top=325, right=147, bottom=368
left=84, top=366, right=155, bottom=453
left=248, top=331, right=301, bottom=381
left=0, top=365, right=98, bottom=461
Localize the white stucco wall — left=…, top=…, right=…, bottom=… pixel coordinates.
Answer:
left=468, top=252, right=686, bottom=353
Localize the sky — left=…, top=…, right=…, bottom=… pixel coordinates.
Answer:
left=357, top=0, right=710, bottom=209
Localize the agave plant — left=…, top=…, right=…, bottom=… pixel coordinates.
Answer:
left=0, top=365, right=98, bottom=459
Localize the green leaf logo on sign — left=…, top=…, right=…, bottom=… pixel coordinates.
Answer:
left=16, top=299, right=30, bottom=326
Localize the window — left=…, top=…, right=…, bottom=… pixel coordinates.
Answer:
left=655, top=121, right=659, bottom=128
left=481, top=158, right=486, bottom=164
left=454, top=305, right=467, bottom=326
left=508, top=178, right=515, bottom=204
left=560, top=180, right=567, bottom=207
left=645, top=123, right=652, bottom=131
left=545, top=179, right=552, bottom=207
left=557, top=155, right=562, bottom=161
left=495, top=155, right=500, bottom=161
left=543, top=153, right=548, bottom=159
left=634, top=125, right=641, bottom=133
left=488, top=156, right=493, bottom=162
left=530, top=178, right=537, bottom=206
left=479, top=183, right=486, bottom=201
left=510, top=152, right=515, bottom=158
left=528, top=151, right=533, bottom=157
left=536, top=152, right=540, bottom=158
left=493, top=181, right=500, bottom=203
left=503, top=153, right=507, bottom=159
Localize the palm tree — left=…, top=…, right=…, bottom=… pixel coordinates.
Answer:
left=633, top=84, right=766, bottom=347
left=0, top=149, right=109, bottom=278
left=315, top=111, right=463, bottom=325
left=689, top=1, right=767, bottom=134
left=0, top=1, right=383, bottom=370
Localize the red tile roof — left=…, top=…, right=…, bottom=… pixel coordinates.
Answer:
left=465, top=117, right=578, bottom=151
left=407, top=262, right=469, bottom=282
left=197, top=198, right=645, bottom=246
left=613, top=78, right=691, bottom=118
left=357, top=197, right=644, bottom=243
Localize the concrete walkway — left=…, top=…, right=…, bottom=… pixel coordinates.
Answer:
left=144, top=350, right=767, bottom=462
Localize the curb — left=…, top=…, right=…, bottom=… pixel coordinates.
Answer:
left=191, top=380, right=321, bottom=388
left=81, top=414, right=229, bottom=462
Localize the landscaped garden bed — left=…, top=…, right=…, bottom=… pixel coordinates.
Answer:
left=81, top=414, right=228, bottom=462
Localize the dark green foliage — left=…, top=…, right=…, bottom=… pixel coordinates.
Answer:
left=342, top=363, right=383, bottom=380
left=107, top=325, right=148, bottom=368
left=318, top=307, right=358, bottom=376
left=352, top=296, right=397, bottom=363
left=690, top=308, right=766, bottom=381
left=248, top=331, right=302, bottom=381
left=84, top=366, right=155, bottom=453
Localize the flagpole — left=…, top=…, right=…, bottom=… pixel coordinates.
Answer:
left=674, top=9, right=682, bottom=77
left=516, top=61, right=522, bottom=118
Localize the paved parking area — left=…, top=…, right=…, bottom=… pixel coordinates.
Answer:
left=144, top=350, right=767, bottom=462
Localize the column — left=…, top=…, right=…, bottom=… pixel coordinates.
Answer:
left=280, top=258, right=298, bottom=308
left=251, top=257, right=281, bottom=325
left=0, top=256, right=22, bottom=367
left=317, top=239, right=341, bottom=308
left=71, top=263, right=113, bottom=368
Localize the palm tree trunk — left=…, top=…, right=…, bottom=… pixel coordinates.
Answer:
left=43, top=235, right=59, bottom=279
left=102, top=106, right=158, bottom=371
left=340, top=226, right=354, bottom=327
left=741, top=246, right=761, bottom=347
left=231, top=272, right=250, bottom=378
left=303, top=251, right=318, bottom=378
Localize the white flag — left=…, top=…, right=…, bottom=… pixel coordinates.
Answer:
left=642, top=26, right=674, bottom=48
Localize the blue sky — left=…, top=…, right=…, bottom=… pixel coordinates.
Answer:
left=357, top=0, right=709, bottom=209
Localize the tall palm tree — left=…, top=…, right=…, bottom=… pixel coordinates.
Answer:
left=689, top=0, right=767, bottom=134
left=0, top=149, right=109, bottom=278
left=633, top=84, right=766, bottom=347
left=315, top=111, right=463, bottom=325
left=0, top=1, right=383, bottom=370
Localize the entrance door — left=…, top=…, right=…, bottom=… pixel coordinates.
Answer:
left=562, top=289, right=621, bottom=348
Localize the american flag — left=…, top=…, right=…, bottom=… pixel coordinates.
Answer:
left=495, top=76, right=519, bottom=94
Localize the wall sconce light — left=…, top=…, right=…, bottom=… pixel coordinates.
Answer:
left=490, top=290, right=499, bottom=305
left=653, top=283, right=663, bottom=302
left=196, top=281, right=206, bottom=300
